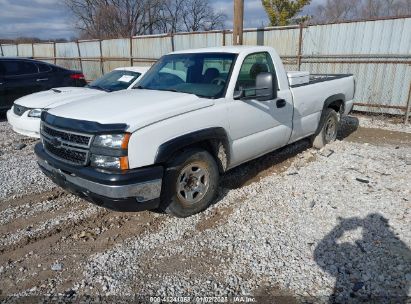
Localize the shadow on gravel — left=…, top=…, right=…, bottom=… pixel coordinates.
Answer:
left=314, top=214, right=411, bottom=303
left=220, top=139, right=311, bottom=190
left=0, top=112, right=6, bottom=122
left=338, top=116, right=359, bottom=140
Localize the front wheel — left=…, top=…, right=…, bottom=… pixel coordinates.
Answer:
left=160, top=149, right=219, bottom=218
left=311, top=108, right=339, bottom=149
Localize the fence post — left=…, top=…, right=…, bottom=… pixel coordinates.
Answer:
left=76, top=40, right=83, bottom=72
left=170, top=32, right=175, bottom=52
left=99, top=39, right=104, bottom=76
left=53, top=42, right=57, bottom=65
left=297, top=23, right=304, bottom=71
left=405, top=82, right=411, bottom=124
left=222, top=30, right=226, bottom=46
left=0, top=44, right=4, bottom=56
left=31, top=43, right=34, bottom=59
left=16, top=43, right=19, bottom=57
left=129, top=37, right=133, bottom=66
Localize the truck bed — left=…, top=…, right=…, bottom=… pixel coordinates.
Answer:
left=290, top=74, right=353, bottom=88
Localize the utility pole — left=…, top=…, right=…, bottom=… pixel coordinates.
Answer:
left=233, top=0, right=244, bottom=45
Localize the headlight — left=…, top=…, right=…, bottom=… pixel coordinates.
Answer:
left=93, top=133, right=130, bottom=149
left=28, top=109, right=42, bottom=118
left=90, top=155, right=129, bottom=170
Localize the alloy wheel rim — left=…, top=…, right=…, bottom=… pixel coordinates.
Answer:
left=325, top=117, right=337, bottom=142
left=177, top=163, right=210, bottom=204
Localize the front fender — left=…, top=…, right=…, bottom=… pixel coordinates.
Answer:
left=155, top=127, right=229, bottom=164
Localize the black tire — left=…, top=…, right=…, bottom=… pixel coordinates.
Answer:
left=311, top=108, right=339, bottom=149
left=160, top=149, right=219, bottom=218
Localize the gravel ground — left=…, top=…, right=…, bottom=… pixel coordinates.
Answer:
left=0, top=113, right=410, bottom=303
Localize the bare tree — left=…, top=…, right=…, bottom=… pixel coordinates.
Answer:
left=312, top=0, right=411, bottom=23
left=181, top=0, right=226, bottom=32
left=66, top=0, right=225, bottom=38
left=361, top=0, right=385, bottom=18
left=313, top=0, right=358, bottom=23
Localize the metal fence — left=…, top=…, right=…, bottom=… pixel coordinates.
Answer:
left=1, top=16, right=410, bottom=119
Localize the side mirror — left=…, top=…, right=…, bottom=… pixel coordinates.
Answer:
left=234, top=72, right=277, bottom=101
left=255, top=72, right=277, bottom=101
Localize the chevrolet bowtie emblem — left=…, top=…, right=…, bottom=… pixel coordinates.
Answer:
left=50, top=136, right=63, bottom=148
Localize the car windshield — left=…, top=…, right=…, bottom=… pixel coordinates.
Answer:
left=88, top=70, right=141, bottom=92
left=135, top=53, right=237, bottom=99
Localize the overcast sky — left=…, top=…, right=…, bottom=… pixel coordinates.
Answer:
left=0, top=0, right=321, bottom=40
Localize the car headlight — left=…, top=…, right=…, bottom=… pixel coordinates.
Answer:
left=91, top=133, right=130, bottom=170
left=28, top=109, right=42, bottom=118
left=93, top=133, right=130, bottom=149
left=90, top=155, right=128, bottom=170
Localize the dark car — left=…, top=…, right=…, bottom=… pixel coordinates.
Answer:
left=0, top=58, right=87, bottom=113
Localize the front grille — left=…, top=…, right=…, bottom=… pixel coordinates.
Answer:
left=13, top=104, right=30, bottom=116
left=44, top=141, right=88, bottom=165
left=42, top=124, right=91, bottom=146
left=41, top=123, right=93, bottom=166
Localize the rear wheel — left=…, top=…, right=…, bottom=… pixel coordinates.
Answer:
left=160, top=149, right=219, bottom=218
left=311, top=108, right=339, bottom=149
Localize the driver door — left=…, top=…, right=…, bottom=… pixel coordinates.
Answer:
left=228, top=52, right=293, bottom=166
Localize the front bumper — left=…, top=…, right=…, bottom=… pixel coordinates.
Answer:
left=34, top=143, right=163, bottom=212
left=7, top=108, right=41, bottom=138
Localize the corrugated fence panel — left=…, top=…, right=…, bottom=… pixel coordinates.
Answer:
left=1, top=44, right=18, bottom=56
left=301, top=60, right=410, bottom=115
left=102, top=38, right=131, bottom=71
left=173, top=32, right=224, bottom=51
left=33, top=43, right=54, bottom=58
left=303, top=18, right=411, bottom=55
left=55, top=42, right=81, bottom=71
left=17, top=44, right=33, bottom=57
left=79, top=40, right=102, bottom=79
left=243, top=28, right=300, bottom=56
left=133, top=34, right=172, bottom=60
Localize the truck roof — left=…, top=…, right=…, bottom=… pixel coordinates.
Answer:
left=171, top=45, right=274, bottom=55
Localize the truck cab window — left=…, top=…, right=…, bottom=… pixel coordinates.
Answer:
left=235, top=52, right=275, bottom=91
left=137, top=53, right=236, bottom=98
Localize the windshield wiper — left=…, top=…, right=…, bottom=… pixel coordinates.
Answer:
left=88, top=85, right=112, bottom=92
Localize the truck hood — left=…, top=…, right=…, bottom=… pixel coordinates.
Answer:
left=47, top=89, right=214, bottom=132
left=14, top=87, right=105, bottom=109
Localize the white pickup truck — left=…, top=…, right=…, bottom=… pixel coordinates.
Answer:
left=35, top=46, right=354, bottom=217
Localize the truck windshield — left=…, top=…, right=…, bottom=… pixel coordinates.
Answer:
left=135, top=53, right=236, bottom=99
left=88, top=70, right=141, bottom=92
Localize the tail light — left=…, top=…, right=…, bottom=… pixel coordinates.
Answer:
left=70, top=73, right=85, bottom=80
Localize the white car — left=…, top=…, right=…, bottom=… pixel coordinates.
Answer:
left=7, top=66, right=149, bottom=138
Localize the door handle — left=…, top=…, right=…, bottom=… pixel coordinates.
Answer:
left=36, top=78, right=48, bottom=82
left=276, top=99, right=286, bottom=108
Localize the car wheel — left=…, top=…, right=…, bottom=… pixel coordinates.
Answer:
left=160, top=149, right=219, bottom=218
left=311, top=108, right=339, bottom=149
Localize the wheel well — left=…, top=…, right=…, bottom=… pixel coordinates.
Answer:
left=328, top=99, right=344, bottom=113
left=177, top=139, right=228, bottom=174
left=155, top=128, right=230, bottom=173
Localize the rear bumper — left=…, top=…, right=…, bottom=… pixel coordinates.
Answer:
left=7, top=108, right=41, bottom=138
left=35, top=143, right=163, bottom=212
